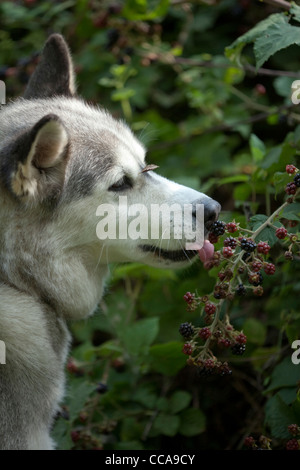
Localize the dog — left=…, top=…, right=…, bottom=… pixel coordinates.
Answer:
left=0, top=34, right=220, bottom=450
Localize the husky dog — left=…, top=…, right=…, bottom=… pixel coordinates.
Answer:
left=0, top=35, right=220, bottom=450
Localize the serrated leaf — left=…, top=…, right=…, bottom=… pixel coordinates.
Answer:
left=250, top=133, right=266, bottom=162
left=265, top=393, right=298, bottom=439
left=179, top=408, right=206, bottom=436
left=264, top=357, right=300, bottom=393
left=67, top=380, right=95, bottom=421
left=149, top=341, right=186, bottom=376
left=152, top=413, right=180, bottom=437
left=225, top=13, right=286, bottom=65
left=243, top=318, right=267, bottom=346
left=254, top=17, right=300, bottom=69
left=118, top=317, right=159, bottom=357
left=169, top=391, right=192, bottom=414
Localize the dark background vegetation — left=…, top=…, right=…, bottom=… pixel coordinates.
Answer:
left=1, top=0, right=299, bottom=450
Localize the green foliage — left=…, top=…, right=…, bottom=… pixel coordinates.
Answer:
left=2, top=0, right=300, bottom=451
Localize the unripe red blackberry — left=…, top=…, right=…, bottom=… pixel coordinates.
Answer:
left=288, top=424, right=300, bottom=436
left=204, top=302, right=217, bottom=315
left=208, top=232, right=219, bottom=244
left=286, top=438, right=300, bottom=450
left=253, top=286, right=264, bottom=296
left=226, top=222, right=238, bottom=233
left=224, top=236, right=237, bottom=248
left=264, top=262, right=276, bottom=275
left=286, top=164, right=297, bottom=174
left=198, top=327, right=212, bottom=340
left=218, top=337, right=231, bottom=348
left=210, top=220, right=226, bottom=236
left=275, top=227, right=288, bottom=239
left=235, top=332, right=247, bottom=344
left=294, top=173, right=300, bottom=187
left=248, top=271, right=263, bottom=286
left=182, top=343, right=193, bottom=355
left=183, top=292, right=195, bottom=304
left=257, top=241, right=270, bottom=254
left=223, top=246, right=233, bottom=258
left=179, top=322, right=195, bottom=339
left=244, top=436, right=256, bottom=448
left=251, top=260, right=263, bottom=272
left=285, top=182, right=297, bottom=195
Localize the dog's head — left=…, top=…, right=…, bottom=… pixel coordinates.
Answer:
left=0, top=35, right=220, bottom=269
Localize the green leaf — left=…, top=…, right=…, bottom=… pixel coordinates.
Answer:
left=265, top=393, right=298, bottom=439
left=122, top=0, right=169, bottom=21
left=67, top=380, right=95, bottom=421
left=218, top=174, right=250, bottom=185
left=152, top=413, right=180, bottom=437
left=179, top=408, right=206, bottom=436
left=254, top=16, right=300, bottom=69
left=94, top=340, right=123, bottom=358
left=112, top=88, right=136, bottom=101
left=225, top=13, right=286, bottom=65
left=264, top=357, right=300, bottom=393
left=250, top=133, right=266, bottom=162
left=243, top=318, right=267, bottom=346
left=149, top=341, right=186, bottom=376
left=281, top=203, right=300, bottom=222
left=169, top=391, right=192, bottom=414
left=250, top=214, right=268, bottom=231
left=118, top=317, right=159, bottom=357
left=51, top=418, right=73, bottom=450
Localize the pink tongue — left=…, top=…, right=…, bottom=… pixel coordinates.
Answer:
left=198, top=240, right=215, bottom=263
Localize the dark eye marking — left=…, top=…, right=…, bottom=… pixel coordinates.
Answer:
left=108, top=175, right=133, bottom=192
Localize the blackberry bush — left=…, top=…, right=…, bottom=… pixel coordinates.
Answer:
left=179, top=165, right=300, bottom=378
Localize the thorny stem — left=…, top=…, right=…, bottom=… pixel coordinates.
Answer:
left=195, top=188, right=299, bottom=359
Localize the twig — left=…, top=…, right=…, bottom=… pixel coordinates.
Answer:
left=149, top=104, right=297, bottom=152
left=259, top=0, right=292, bottom=11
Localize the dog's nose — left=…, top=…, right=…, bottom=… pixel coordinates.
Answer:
left=192, top=199, right=221, bottom=230
left=204, top=200, right=221, bottom=230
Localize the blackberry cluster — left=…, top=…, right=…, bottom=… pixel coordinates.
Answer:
left=179, top=322, right=194, bottom=339
left=210, top=220, right=226, bottom=236
left=240, top=238, right=256, bottom=253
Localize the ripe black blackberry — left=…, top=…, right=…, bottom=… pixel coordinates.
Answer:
left=179, top=322, right=194, bottom=339
left=294, top=173, right=300, bottom=187
left=210, top=220, right=226, bottom=236
left=240, top=238, right=256, bottom=253
left=231, top=343, right=246, bottom=355
left=236, top=283, right=246, bottom=296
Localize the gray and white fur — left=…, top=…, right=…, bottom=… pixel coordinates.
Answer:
left=0, top=35, right=220, bottom=449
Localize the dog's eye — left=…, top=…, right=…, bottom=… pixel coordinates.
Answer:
left=108, top=176, right=133, bottom=192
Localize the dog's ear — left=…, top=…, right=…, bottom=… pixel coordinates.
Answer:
left=23, top=34, right=76, bottom=99
left=9, top=114, right=69, bottom=201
